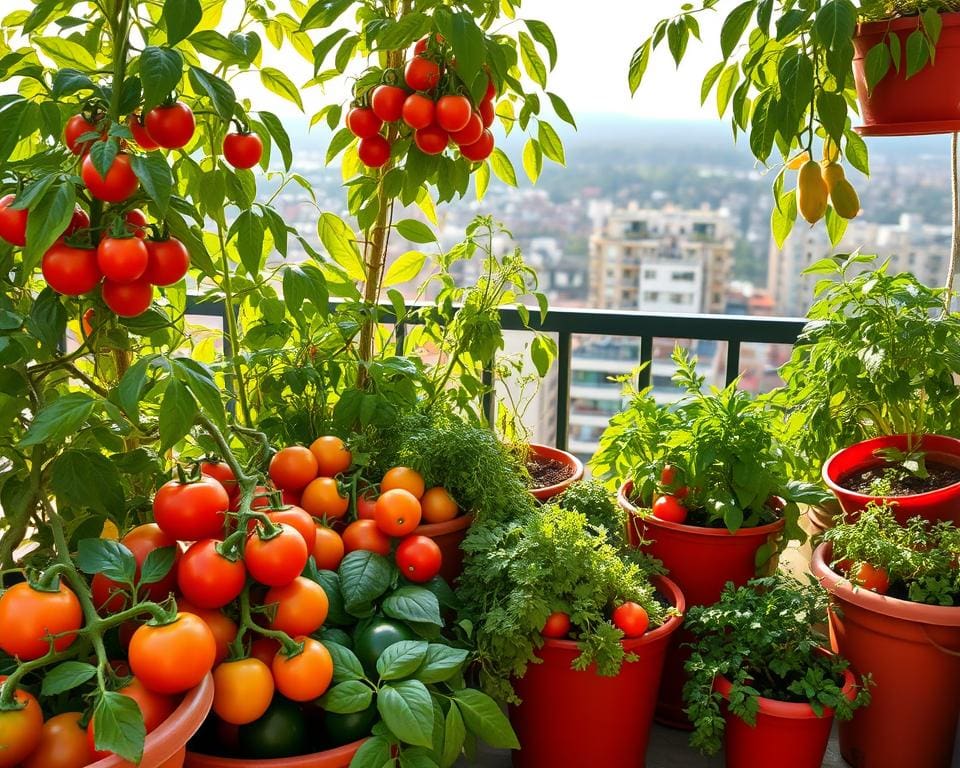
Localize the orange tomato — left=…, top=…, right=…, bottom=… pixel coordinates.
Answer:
left=266, top=506, right=317, bottom=551
left=342, top=520, right=391, bottom=556
left=212, top=658, right=275, bottom=725
left=300, top=477, right=349, bottom=520
left=0, top=677, right=43, bottom=768
left=381, top=466, right=425, bottom=498
left=249, top=636, right=280, bottom=667
left=23, top=712, right=91, bottom=768
left=128, top=612, right=217, bottom=694
left=374, top=489, right=422, bottom=537
left=174, top=599, right=238, bottom=664
left=309, top=436, right=352, bottom=477
left=0, top=581, right=83, bottom=660
left=268, top=446, right=318, bottom=491
left=421, top=487, right=458, bottom=523
left=312, top=524, right=345, bottom=571
left=356, top=491, right=378, bottom=520
left=271, top=637, right=333, bottom=701
left=265, top=576, right=329, bottom=636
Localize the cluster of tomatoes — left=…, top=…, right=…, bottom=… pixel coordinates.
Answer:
left=540, top=601, right=651, bottom=641
left=348, top=35, right=497, bottom=168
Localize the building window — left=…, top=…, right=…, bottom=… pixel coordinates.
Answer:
left=671, top=270, right=695, bottom=281
left=643, top=269, right=657, bottom=279
left=644, top=291, right=660, bottom=301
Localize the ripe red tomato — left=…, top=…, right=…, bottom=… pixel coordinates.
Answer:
left=414, top=125, right=448, bottom=155
left=374, top=489, right=422, bottom=536
left=65, top=207, right=90, bottom=236
left=212, top=658, right=274, bottom=726
left=81, top=153, right=139, bottom=203
left=436, top=95, right=472, bottom=132
left=541, top=611, right=570, bottom=639
left=478, top=98, right=495, bottom=128
left=223, top=132, right=263, bottom=169
left=0, top=581, right=83, bottom=660
left=484, top=74, right=496, bottom=101
left=129, top=612, right=217, bottom=694
left=402, top=93, right=435, bottom=129
left=612, top=601, right=650, bottom=638
left=342, top=519, right=391, bottom=555
left=23, top=711, right=92, bottom=768
left=81, top=307, right=96, bottom=337
left=0, top=677, right=43, bottom=767
left=249, top=637, right=281, bottom=668
left=660, top=464, right=676, bottom=486
left=356, top=490, right=378, bottom=520
left=271, top=637, right=333, bottom=701
left=96, top=236, right=148, bottom=283
left=102, top=278, right=153, bottom=317
left=652, top=494, right=688, bottom=523
left=413, top=33, right=443, bottom=55
left=92, top=523, right=181, bottom=613
left=346, top=107, right=383, bottom=139
left=851, top=562, right=890, bottom=594
left=269, top=446, right=319, bottom=491
left=201, top=460, right=237, bottom=497
left=124, top=209, right=148, bottom=238
left=145, top=101, right=195, bottom=149
left=450, top=112, right=483, bottom=146
left=312, top=524, right=345, bottom=570
left=87, top=677, right=176, bottom=758
left=394, top=535, right=442, bottom=583
left=153, top=475, right=229, bottom=540
left=42, top=243, right=101, bottom=296
left=358, top=135, right=391, bottom=167
left=309, top=435, right=352, bottom=477
left=64, top=114, right=98, bottom=155
left=177, top=538, right=246, bottom=609
left=128, top=112, right=159, bottom=150
left=370, top=85, right=408, bottom=122
left=265, top=576, right=329, bottom=636
left=266, top=506, right=317, bottom=551
left=144, top=237, right=190, bottom=286
left=0, top=194, right=27, bottom=246
left=404, top=57, right=440, bottom=91
left=459, top=129, right=494, bottom=162
left=245, top=523, right=309, bottom=586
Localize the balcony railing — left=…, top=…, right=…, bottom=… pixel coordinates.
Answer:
left=185, top=298, right=807, bottom=453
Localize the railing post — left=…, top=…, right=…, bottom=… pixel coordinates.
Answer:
left=638, top=336, right=653, bottom=390
left=555, top=332, right=571, bottom=451
left=725, top=340, right=741, bottom=386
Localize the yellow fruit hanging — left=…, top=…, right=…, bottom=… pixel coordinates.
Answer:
left=786, top=150, right=811, bottom=170
left=821, top=162, right=845, bottom=194
left=797, top=160, right=829, bottom=224
left=830, top=178, right=861, bottom=220
left=823, top=136, right=841, bottom=164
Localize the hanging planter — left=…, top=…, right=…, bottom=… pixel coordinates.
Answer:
left=509, top=575, right=685, bottom=768
left=526, top=443, right=583, bottom=501
left=822, top=434, right=960, bottom=525
left=854, top=13, right=960, bottom=136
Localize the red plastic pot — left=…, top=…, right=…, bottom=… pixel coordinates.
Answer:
left=509, top=575, right=684, bottom=768
left=527, top=443, right=583, bottom=502
left=414, top=513, right=472, bottom=584
left=812, top=542, right=960, bottom=768
left=715, top=655, right=856, bottom=768
left=184, top=740, right=365, bottom=768
left=854, top=13, right=960, bottom=136
left=87, top=673, right=214, bottom=768
left=619, top=482, right=786, bottom=728
left=822, top=434, right=960, bottom=525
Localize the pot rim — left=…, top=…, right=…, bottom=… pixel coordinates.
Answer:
left=538, top=574, right=686, bottom=653
left=857, top=10, right=960, bottom=36
left=87, top=672, right=214, bottom=768
left=528, top=443, right=584, bottom=500
left=618, top=481, right=787, bottom=539
left=811, top=542, right=960, bottom=627
left=186, top=739, right=367, bottom=766
left=414, top=513, right=473, bottom=537
left=714, top=649, right=856, bottom=720
left=821, top=433, right=960, bottom=504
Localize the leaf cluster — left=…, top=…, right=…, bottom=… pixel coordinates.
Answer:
left=683, top=575, right=871, bottom=755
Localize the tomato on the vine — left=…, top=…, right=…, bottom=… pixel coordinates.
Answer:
left=0, top=194, right=27, bottom=246
left=265, top=576, right=329, bottom=636
left=264, top=505, right=317, bottom=551
left=81, top=307, right=96, bottom=337
left=413, top=33, right=443, bottom=55
left=97, top=236, right=148, bottom=283
left=124, top=208, right=148, bottom=238
left=660, top=464, right=677, bottom=486
left=102, top=278, right=152, bottom=317
left=42, top=243, right=101, bottom=296
left=484, top=74, right=496, bottom=101
left=357, top=135, right=391, bottom=167
left=64, top=114, right=98, bottom=155
left=177, top=538, right=246, bottom=609
left=450, top=112, right=483, bottom=146
left=436, top=95, right=472, bottom=132
left=129, top=612, right=217, bottom=694
left=652, top=494, right=688, bottom=523
left=271, top=637, right=333, bottom=701
left=0, top=581, right=82, bottom=660
left=421, top=487, right=458, bottom=523
left=269, top=446, right=319, bottom=491
left=401, top=93, right=434, bottom=129
left=81, top=152, right=139, bottom=203
left=128, top=112, right=159, bottom=151
left=346, top=107, right=383, bottom=139
left=312, top=524, right=345, bottom=570
left=175, top=599, right=237, bottom=664
left=144, top=237, right=190, bottom=286
left=370, top=85, right=407, bottom=122
left=381, top=466, right=425, bottom=498
left=356, top=490, right=378, bottom=520
left=404, top=57, right=440, bottom=91
left=249, top=637, right=281, bottom=668
left=200, top=460, right=237, bottom=498
left=23, top=711, right=91, bottom=768
left=459, top=129, right=494, bottom=161
left=92, top=523, right=181, bottom=613
left=612, top=601, right=650, bottom=637
left=65, top=207, right=90, bottom=236
left=414, top=125, right=448, bottom=155
left=541, top=611, right=571, bottom=639
left=309, top=435, right=352, bottom=477
left=153, top=475, right=229, bottom=540
left=478, top=98, right=495, bottom=128
left=375, top=489, right=422, bottom=536
left=145, top=101, right=195, bottom=149
left=0, top=677, right=43, bottom=768
left=223, top=131, right=263, bottom=169
left=213, top=658, right=275, bottom=726
left=300, top=477, right=349, bottom=520
left=342, top=519, right=391, bottom=555
left=245, top=523, right=309, bottom=586
left=850, top=562, right=890, bottom=594
left=395, top=535, right=441, bottom=582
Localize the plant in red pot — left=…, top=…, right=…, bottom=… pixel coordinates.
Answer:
left=813, top=503, right=960, bottom=768
left=458, top=481, right=684, bottom=768
left=773, top=255, right=960, bottom=525
left=684, top=575, right=870, bottom=768
left=593, top=347, right=829, bottom=727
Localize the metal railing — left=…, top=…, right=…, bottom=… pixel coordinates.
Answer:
left=185, top=298, right=807, bottom=452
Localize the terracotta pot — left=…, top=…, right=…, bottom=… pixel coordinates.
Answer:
left=413, top=514, right=472, bottom=584
left=509, top=575, right=684, bottom=768
left=812, top=542, right=960, bottom=768
left=822, top=434, right=960, bottom=525
left=87, top=674, right=214, bottom=768
left=527, top=443, right=583, bottom=502
left=619, top=481, right=785, bottom=728
left=854, top=13, right=960, bottom=136
left=184, top=740, right=365, bottom=768
left=714, top=655, right=856, bottom=768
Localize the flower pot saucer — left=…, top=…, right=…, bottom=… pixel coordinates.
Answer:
left=856, top=119, right=960, bottom=137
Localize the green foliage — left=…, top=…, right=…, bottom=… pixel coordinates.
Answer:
left=824, top=503, right=960, bottom=605
left=458, top=499, right=669, bottom=704
left=554, top=479, right=628, bottom=549
left=683, top=576, right=871, bottom=756
left=769, top=255, right=960, bottom=480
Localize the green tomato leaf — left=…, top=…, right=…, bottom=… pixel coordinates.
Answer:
left=25, top=287, right=66, bottom=353
left=450, top=11, right=485, bottom=83
left=300, top=0, right=354, bottom=31
left=260, top=67, right=304, bottom=111
left=417, top=644, right=469, bottom=684
left=522, top=138, right=542, bottom=183
left=489, top=148, right=517, bottom=187
left=49, top=449, right=124, bottom=516
left=720, top=1, right=756, bottom=60
left=162, top=0, right=202, bottom=45
left=189, top=67, right=236, bottom=122
left=452, top=689, right=519, bottom=749
left=41, top=661, right=97, bottom=696
left=23, top=181, right=76, bottom=273
left=377, top=680, right=434, bottom=748
left=440, top=702, right=465, bottom=767
left=814, top=0, right=857, bottom=53
left=130, top=153, right=174, bottom=215
left=383, top=251, right=427, bottom=288
left=517, top=31, right=547, bottom=88
left=76, top=538, right=136, bottom=583
left=318, top=680, right=374, bottom=713
left=395, top=219, right=436, bottom=244
left=257, top=111, right=292, bottom=171
left=91, top=691, right=145, bottom=764
left=172, top=358, right=226, bottom=429
left=139, top=546, right=177, bottom=587
left=318, top=212, right=366, bottom=282
left=349, top=736, right=392, bottom=768
left=338, top=550, right=394, bottom=615
left=20, top=393, right=95, bottom=448
left=139, top=46, right=183, bottom=113
left=326, top=641, right=366, bottom=683
left=159, top=376, right=197, bottom=452
left=376, top=640, right=429, bottom=681
left=382, top=586, right=442, bottom=627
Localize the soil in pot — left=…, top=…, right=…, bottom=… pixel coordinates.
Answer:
left=838, top=461, right=960, bottom=496
left=525, top=454, right=575, bottom=489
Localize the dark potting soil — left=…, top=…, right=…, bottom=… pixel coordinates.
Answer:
left=839, top=460, right=960, bottom=496
left=526, top=454, right=575, bottom=489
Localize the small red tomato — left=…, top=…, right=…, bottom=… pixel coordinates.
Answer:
left=346, top=107, right=383, bottom=139
left=153, top=475, right=229, bottom=541
left=223, top=132, right=264, bottom=169
left=660, top=464, right=676, bottom=486
left=652, top=494, right=687, bottom=524
left=97, top=236, right=148, bottom=284
left=370, top=85, right=408, bottom=122
left=0, top=194, right=28, bottom=246
left=245, top=523, right=309, bottom=587
left=394, top=535, right=442, bottom=583
left=478, top=99, right=495, bottom=128
left=42, top=243, right=101, bottom=296
left=145, top=101, right=195, bottom=149
left=357, top=491, right=378, bottom=520
left=358, top=135, right=391, bottom=168
left=612, top=602, right=650, bottom=638
left=341, top=519, right=391, bottom=556
left=484, top=74, right=496, bottom=101
left=266, top=505, right=317, bottom=552
left=459, top=130, right=494, bottom=162
left=850, top=562, right=890, bottom=594
left=435, top=95, right=472, bottom=132
left=404, top=57, right=440, bottom=91
left=144, top=237, right=190, bottom=286
left=269, top=446, right=319, bottom=492
left=102, top=278, right=153, bottom=317
left=450, top=113, right=483, bottom=147
left=402, top=93, right=435, bottom=130
left=542, top=611, right=571, bottom=639
left=65, top=207, right=91, bottom=236
left=64, top=114, right=98, bottom=155
left=128, top=112, right=160, bottom=151
left=414, top=125, right=448, bottom=155
left=81, top=153, right=139, bottom=203
left=177, top=538, right=247, bottom=609
left=413, top=33, right=443, bottom=56
left=124, top=209, right=148, bottom=238
left=201, top=460, right=237, bottom=498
